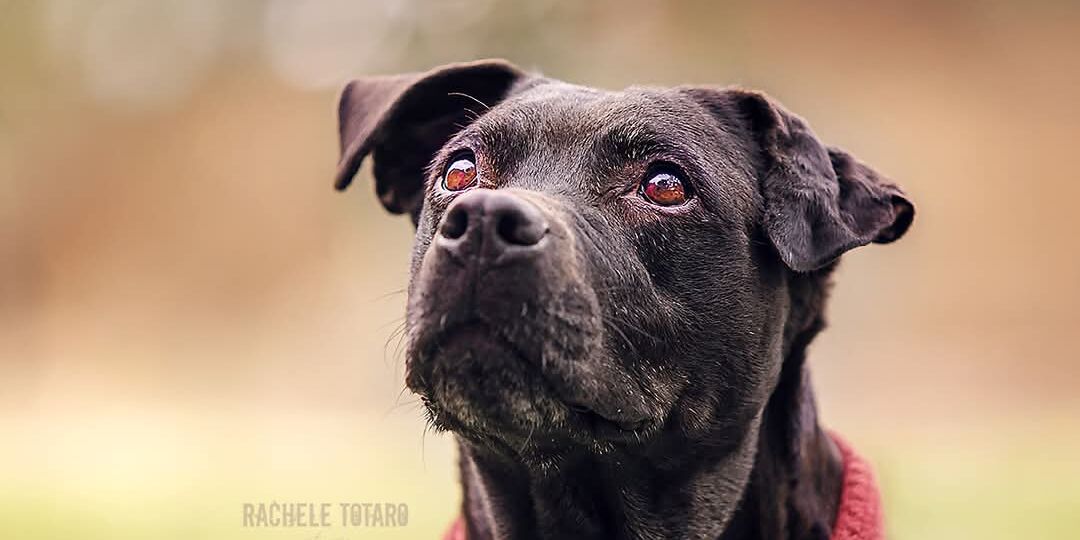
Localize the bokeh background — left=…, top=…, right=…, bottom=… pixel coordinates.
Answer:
left=3, top=1, right=1079, bottom=538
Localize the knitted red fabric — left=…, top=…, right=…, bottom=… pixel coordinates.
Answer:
left=827, top=432, right=885, bottom=540
left=443, top=515, right=466, bottom=540
left=442, top=433, right=883, bottom=540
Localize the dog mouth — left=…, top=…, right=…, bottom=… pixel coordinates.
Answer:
left=564, top=401, right=649, bottom=433
left=406, top=320, right=652, bottom=445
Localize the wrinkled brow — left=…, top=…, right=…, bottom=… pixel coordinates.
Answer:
left=591, top=126, right=685, bottom=174
left=468, top=112, right=693, bottom=179
left=473, top=120, right=530, bottom=177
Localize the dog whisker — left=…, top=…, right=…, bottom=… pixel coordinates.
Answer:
left=447, top=91, right=492, bottom=112
left=517, top=422, right=536, bottom=454
left=382, top=319, right=408, bottom=357
left=373, top=288, right=407, bottom=301
left=600, top=315, right=636, bottom=352
left=377, top=314, right=407, bottom=331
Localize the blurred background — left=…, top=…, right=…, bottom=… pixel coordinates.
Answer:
left=3, top=0, right=1079, bottom=538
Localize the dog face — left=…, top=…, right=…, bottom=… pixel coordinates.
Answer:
left=336, top=61, right=912, bottom=458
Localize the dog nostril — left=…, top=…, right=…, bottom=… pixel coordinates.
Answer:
left=440, top=205, right=469, bottom=240
left=495, top=209, right=546, bottom=246
left=439, top=190, right=547, bottom=248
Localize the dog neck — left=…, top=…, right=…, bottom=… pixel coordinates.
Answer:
left=454, top=271, right=844, bottom=539
left=719, top=368, right=844, bottom=540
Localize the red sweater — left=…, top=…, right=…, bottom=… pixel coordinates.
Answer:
left=443, top=433, right=883, bottom=540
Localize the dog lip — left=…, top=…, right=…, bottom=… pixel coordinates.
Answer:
left=418, top=317, right=522, bottom=362
left=563, top=399, right=650, bottom=432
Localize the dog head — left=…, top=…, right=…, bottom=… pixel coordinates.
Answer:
left=336, top=60, right=913, bottom=459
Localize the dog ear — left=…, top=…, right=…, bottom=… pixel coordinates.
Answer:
left=335, top=59, right=526, bottom=220
left=691, top=89, right=914, bottom=272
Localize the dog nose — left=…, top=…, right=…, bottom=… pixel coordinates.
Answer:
left=439, top=189, right=548, bottom=249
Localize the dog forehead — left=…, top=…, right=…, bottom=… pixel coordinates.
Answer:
left=484, top=82, right=708, bottom=139
left=470, top=82, right=756, bottom=204
left=464, top=81, right=745, bottom=183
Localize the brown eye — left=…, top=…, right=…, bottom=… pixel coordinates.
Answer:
left=641, top=170, right=688, bottom=206
left=443, top=156, right=477, bottom=191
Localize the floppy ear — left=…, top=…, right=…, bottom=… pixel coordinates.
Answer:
left=335, top=59, right=526, bottom=220
left=693, top=89, right=914, bottom=272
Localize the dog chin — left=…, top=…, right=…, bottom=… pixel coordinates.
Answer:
left=406, top=326, right=654, bottom=452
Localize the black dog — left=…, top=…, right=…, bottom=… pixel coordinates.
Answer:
left=335, top=60, right=913, bottom=540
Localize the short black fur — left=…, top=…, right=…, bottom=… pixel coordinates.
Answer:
left=335, top=60, right=913, bottom=540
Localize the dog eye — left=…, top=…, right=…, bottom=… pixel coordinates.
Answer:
left=640, top=169, right=688, bottom=206
left=443, top=155, right=478, bottom=191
